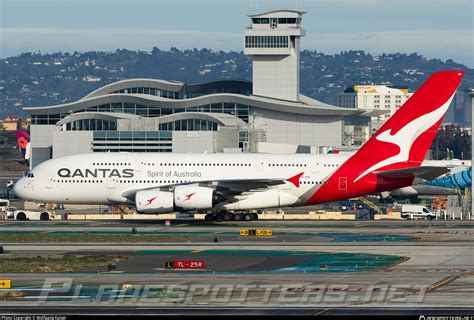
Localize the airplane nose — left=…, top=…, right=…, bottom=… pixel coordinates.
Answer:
left=13, top=178, right=26, bottom=199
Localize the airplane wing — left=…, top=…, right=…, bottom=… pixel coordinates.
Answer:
left=119, top=177, right=289, bottom=201
left=373, top=166, right=450, bottom=181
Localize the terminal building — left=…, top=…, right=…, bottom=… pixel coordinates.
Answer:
left=338, top=85, right=412, bottom=146
left=24, top=9, right=382, bottom=168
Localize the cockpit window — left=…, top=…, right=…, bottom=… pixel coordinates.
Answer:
left=27, top=173, right=34, bottom=178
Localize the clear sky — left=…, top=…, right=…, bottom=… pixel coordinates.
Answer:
left=1, top=0, right=473, bottom=67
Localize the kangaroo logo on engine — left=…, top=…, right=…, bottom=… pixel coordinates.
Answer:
left=58, top=168, right=134, bottom=178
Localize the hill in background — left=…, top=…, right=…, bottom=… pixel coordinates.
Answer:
left=0, top=48, right=472, bottom=124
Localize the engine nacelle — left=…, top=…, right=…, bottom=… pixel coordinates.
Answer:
left=174, top=185, right=214, bottom=210
left=135, top=189, right=174, bottom=214
left=219, top=189, right=300, bottom=210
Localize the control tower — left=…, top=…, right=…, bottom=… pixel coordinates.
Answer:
left=244, top=9, right=306, bottom=102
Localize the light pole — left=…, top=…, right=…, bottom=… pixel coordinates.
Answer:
left=466, top=88, right=474, bottom=218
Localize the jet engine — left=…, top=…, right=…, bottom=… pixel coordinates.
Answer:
left=174, top=185, right=215, bottom=210
left=135, top=189, right=174, bottom=214
left=218, top=189, right=300, bottom=210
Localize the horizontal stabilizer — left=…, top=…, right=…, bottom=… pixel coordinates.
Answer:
left=373, top=166, right=450, bottom=181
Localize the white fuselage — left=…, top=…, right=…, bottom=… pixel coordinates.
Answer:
left=14, top=153, right=351, bottom=209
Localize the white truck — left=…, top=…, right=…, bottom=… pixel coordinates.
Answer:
left=6, top=207, right=53, bottom=221
left=401, top=205, right=436, bottom=220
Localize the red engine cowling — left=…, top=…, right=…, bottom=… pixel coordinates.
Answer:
left=135, top=189, right=174, bottom=214
left=174, top=185, right=214, bottom=210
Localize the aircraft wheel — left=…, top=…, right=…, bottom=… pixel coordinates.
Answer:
left=16, top=212, right=27, bottom=221
left=215, top=214, right=224, bottom=222
left=233, top=213, right=242, bottom=221
left=252, top=213, right=259, bottom=220
left=223, top=212, right=232, bottom=221
left=243, top=213, right=253, bottom=221
left=40, top=212, right=49, bottom=221
left=204, top=214, right=215, bottom=222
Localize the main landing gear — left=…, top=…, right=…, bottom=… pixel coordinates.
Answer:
left=204, top=211, right=258, bottom=222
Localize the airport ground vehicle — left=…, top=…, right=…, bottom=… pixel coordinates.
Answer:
left=401, top=205, right=436, bottom=220
left=6, top=207, right=52, bottom=221
left=0, top=199, right=10, bottom=212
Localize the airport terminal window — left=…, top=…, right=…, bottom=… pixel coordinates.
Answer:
left=252, top=18, right=269, bottom=24
left=148, top=107, right=161, bottom=117
left=98, top=104, right=111, bottom=112
left=33, top=102, right=250, bottom=125
left=31, top=114, right=61, bottom=125
left=224, top=103, right=236, bottom=115
left=277, top=18, right=297, bottom=24
left=160, top=108, right=172, bottom=116
left=123, top=103, right=135, bottom=114
left=185, top=87, right=251, bottom=98
left=136, top=104, right=148, bottom=116
left=112, top=103, right=123, bottom=113
left=111, top=87, right=182, bottom=99
left=199, top=105, right=211, bottom=113
left=67, top=119, right=117, bottom=131
left=211, top=103, right=223, bottom=113
left=93, top=131, right=172, bottom=141
left=158, top=119, right=218, bottom=131
left=245, top=36, right=288, bottom=48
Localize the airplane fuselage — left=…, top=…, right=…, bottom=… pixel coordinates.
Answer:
left=15, top=152, right=354, bottom=209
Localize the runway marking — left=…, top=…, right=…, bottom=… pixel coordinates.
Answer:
left=384, top=268, right=468, bottom=273
left=416, top=274, right=462, bottom=295
left=312, top=308, right=329, bottom=316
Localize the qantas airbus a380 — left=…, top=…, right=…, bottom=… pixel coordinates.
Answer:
left=14, top=71, right=464, bottom=221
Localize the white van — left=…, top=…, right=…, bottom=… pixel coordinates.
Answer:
left=401, top=205, right=435, bottom=220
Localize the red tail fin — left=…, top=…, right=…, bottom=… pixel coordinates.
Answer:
left=15, top=130, right=30, bottom=160
left=308, top=70, right=464, bottom=204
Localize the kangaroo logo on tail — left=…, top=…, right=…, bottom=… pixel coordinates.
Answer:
left=354, top=91, right=455, bottom=182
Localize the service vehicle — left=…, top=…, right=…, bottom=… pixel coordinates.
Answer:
left=6, top=207, right=53, bottom=221
left=401, top=204, right=436, bottom=220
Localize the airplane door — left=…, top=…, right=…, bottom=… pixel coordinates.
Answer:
left=255, top=156, right=264, bottom=172
left=45, top=177, right=52, bottom=189
left=107, top=178, right=116, bottom=189
left=338, top=177, right=347, bottom=191
left=135, top=159, right=144, bottom=172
